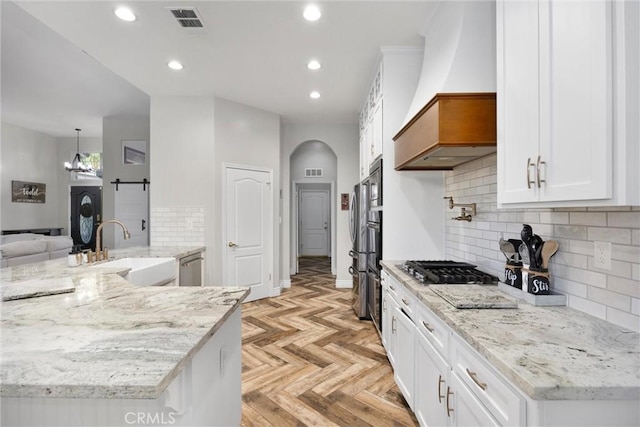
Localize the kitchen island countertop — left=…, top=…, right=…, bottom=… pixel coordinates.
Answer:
left=0, top=246, right=249, bottom=399
left=381, top=260, right=640, bottom=401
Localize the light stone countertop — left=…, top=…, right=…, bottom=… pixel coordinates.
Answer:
left=381, top=261, right=640, bottom=401
left=0, top=246, right=249, bottom=399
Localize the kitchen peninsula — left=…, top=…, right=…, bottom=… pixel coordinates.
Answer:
left=0, top=247, right=249, bottom=427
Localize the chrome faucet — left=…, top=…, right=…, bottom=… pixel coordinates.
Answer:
left=92, top=220, right=131, bottom=262
left=443, top=196, right=477, bottom=222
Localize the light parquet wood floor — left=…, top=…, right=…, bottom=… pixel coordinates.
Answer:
left=241, top=257, right=418, bottom=427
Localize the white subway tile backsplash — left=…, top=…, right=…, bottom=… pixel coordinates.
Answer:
left=587, top=287, right=631, bottom=312
left=569, top=212, right=607, bottom=227
left=608, top=276, right=640, bottom=298
left=569, top=267, right=607, bottom=289
left=587, top=227, right=632, bottom=244
left=150, top=206, right=205, bottom=248
left=605, top=307, right=640, bottom=333
left=608, top=212, right=640, bottom=228
left=444, top=154, right=640, bottom=331
left=553, top=225, right=588, bottom=240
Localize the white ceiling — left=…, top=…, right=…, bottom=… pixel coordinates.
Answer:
left=2, top=1, right=435, bottom=138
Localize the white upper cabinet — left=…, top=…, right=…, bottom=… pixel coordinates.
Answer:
left=497, top=0, right=639, bottom=208
left=359, top=62, right=383, bottom=177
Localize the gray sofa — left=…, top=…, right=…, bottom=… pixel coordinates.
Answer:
left=0, top=233, right=74, bottom=268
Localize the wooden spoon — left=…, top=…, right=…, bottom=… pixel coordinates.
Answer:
left=541, top=240, right=559, bottom=269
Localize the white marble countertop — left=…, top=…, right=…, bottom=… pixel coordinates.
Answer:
left=0, top=246, right=249, bottom=399
left=381, top=261, right=640, bottom=401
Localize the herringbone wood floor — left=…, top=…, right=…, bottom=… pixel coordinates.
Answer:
left=241, top=257, right=418, bottom=427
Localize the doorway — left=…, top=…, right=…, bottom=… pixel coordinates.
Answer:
left=70, top=186, right=102, bottom=250
left=298, top=189, right=330, bottom=257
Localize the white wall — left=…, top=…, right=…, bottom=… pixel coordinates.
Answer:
left=290, top=141, right=337, bottom=182
left=281, top=124, right=359, bottom=287
left=213, top=97, right=281, bottom=290
left=404, top=0, right=496, bottom=124
left=1, top=122, right=62, bottom=231
left=149, top=96, right=216, bottom=282
left=101, top=116, right=150, bottom=248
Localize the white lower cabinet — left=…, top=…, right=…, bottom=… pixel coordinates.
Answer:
left=394, top=305, right=415, bottom=410
left=415, top=328, right=450, bottom=427
left=448, top=372, right=500, bottom=427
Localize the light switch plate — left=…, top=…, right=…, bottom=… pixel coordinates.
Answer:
left=594, top=241, right=612, bottom=270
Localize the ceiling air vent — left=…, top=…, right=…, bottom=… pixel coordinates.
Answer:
left=168, top=7, right=205, bottom=31
left=305, top=168, right=323, bottom=178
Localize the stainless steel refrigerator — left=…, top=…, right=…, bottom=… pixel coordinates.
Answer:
left=349, top=179, right=370, bottom=319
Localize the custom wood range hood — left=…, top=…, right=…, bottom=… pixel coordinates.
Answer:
left=393, top=93, right=497, bottom=170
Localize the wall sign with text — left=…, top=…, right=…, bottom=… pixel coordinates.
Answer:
left=11, top=181, right=46, bottom=203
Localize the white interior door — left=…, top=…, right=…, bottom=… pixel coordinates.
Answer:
left=114, top=184, right=149, bottom=248
left=225, top=166, right=272, bottom=302
left=299, top=190, right=329, bottom=256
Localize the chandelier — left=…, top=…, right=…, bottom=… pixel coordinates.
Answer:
left=64, top=128, right=93, bottom=173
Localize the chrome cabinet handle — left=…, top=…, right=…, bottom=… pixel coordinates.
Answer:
left=402, top=298, right=409, bottom=306
left=228, top=241, right=238, bottom=248
left=422, top=321, right=434, bottom=333
left=391, top=316, right=397, bottom=334
left=536, top=155, right=546, bottom=188
left=438, top=375, right=445, bottom=403
left=466, top=368, right=487, bottom=391
left=446, top=386, right=454, bottom=417
left=526, top=157, right=536, bottom=189
left=382, top=299, right=387, bottom=313
left=389, top=284, right=396, bottom=291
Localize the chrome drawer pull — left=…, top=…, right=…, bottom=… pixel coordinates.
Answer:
left=401, top=297, right=409, bottom=306
left=389, top=284, right=396, bottom=291
left=466, top=368, right=487, bottom=391
left=536, top=155, right=547, bottom=188
left=438, top=375, right=445, bottom=403
left=526, top=157, right=535, bottom=189
left=446, top=386, right=454, bottom=417
left=421, top=321, right=434, bottom=333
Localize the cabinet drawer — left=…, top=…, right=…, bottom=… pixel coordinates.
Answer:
left=389, top=277, right=415, bottom=320
left=450, top=335, right=525, bottom=426
left=415, top=300, right=450, bottom=359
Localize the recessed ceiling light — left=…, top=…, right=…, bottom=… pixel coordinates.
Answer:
left=115, top=7, right=136, bottom=22
left=168, top=60, right=184, bottom=70
left=307, top=60, right=321, bottom=70
left=303, top=5, right=321, bottom=21
left=309, top=91, right=321, bottom=99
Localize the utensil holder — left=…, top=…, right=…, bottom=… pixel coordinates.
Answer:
left=522, top=267, right=550, bottom=295
left=504, top=262, right=523, bottom=289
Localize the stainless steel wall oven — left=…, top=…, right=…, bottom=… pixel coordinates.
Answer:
left=367, top=158, right=383, bottom=333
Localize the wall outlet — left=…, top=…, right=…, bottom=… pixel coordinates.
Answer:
left=594, top=241, right=612, bottom=270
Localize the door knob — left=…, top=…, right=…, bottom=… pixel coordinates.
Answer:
left=228, top=241, right=238, bottom=248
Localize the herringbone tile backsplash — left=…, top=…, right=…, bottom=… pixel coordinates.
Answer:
left=444, top=154, right=640, bottom=332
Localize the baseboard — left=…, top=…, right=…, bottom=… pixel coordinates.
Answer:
left=271, top=286, right=282, bottom=297
left=280, top=279, right=291, bottom=289
left=335, top=279, right=352, bottom=289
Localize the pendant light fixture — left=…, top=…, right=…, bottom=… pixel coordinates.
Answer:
left=64, top=128, right=93, bottom=173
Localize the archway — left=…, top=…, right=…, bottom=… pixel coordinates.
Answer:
left=289, top=140, right=338, bottom=276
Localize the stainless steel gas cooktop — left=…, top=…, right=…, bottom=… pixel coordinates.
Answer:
left=400, top=260, right=498, bottom=285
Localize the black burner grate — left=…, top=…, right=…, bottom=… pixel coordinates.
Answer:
left=402, top=260, right=498, bottom=284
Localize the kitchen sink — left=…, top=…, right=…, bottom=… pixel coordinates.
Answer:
left=91, top=257, right=176, bottom=286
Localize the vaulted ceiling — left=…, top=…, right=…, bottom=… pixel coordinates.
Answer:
left=2, top=1, right=435, bottom=137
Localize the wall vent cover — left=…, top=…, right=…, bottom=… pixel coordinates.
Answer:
left=305, top=168, right=323, bottom=178
left=168, top=7, right=205, bottom=31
